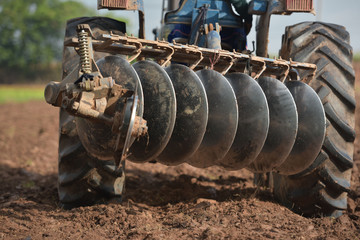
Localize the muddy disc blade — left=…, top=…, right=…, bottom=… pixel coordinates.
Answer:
left=76, top=56, right=143, bottom=161
left=128, top=60, right=177, bottom=163
left=275, top=81, right=326, bottom=175
left=220, top=73, right=269, bottom=170
left=247, top=76, right=298, bottom=173
left=157, top=64, right=208, bottom=165
left=186, top=69, right=238, bottom=168
left=96, top=55, right=144, bottom=115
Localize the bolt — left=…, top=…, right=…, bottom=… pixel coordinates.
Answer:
left=44, top=81, right=60, bottom=105
left=131, top=116, right=148, bottom=138
left=62, top=98, right=69, bottom=108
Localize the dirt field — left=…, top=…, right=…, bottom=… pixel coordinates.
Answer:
left=0, top=64, right=359, bottom=239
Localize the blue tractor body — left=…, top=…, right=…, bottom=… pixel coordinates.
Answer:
left=163, top=0, right=248, bottom=50
left=165, top=0, right=243, bottom=27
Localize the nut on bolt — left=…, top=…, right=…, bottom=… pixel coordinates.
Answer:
left=132, top=116, right=148, bottom=138
left=44, top=81, right=61, bottom=105
left=76, top=24, right=94, bottom=37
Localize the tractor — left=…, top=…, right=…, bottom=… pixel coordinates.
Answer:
left=44, top=0, right=355, bottom=217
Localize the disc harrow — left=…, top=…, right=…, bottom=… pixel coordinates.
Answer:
left=46, top=26, right=326, bottom=176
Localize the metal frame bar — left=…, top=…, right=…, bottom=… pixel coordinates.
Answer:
left=65, top=32, right=317, bottom=82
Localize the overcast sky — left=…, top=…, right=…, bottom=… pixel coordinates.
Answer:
left=81, top=0, right=360, bottom=53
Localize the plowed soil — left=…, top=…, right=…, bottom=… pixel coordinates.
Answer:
left=0, top=64, right=360, bottom=239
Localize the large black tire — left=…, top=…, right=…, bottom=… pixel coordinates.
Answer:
left=274, top=22, right=355, bottom=217
left=58, top=17, right=126, bottom=208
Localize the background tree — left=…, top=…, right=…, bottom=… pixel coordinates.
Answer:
left=0, top=0, right=128, bottom=83
left=0, top=0, right=96, bottom=69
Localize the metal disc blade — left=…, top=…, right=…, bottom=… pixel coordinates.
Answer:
left=76, top=56, right=143, bottom=161
left=220, top=73, right=269, bottom=170
left=247, top=76, right=298, bottom=173
left=186, top=69, right=238, bottom=168
left=157, top=64, right=208, bottom=165
left=275, top=81, right=326, bottom=175
left=129, top=60, right=177, bottom=163
left=96, top=55, right=144, bottom=116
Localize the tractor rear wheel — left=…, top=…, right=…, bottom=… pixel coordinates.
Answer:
left=58, top=17, right=126, bottom=209
left=274, top=22, right=355, bottom=217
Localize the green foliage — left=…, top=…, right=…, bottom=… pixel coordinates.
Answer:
left=0, top=86, right=44, bottom=104
left=0, top=0, right=95, bottom=69
left=0, top=0, right=130, bottom=84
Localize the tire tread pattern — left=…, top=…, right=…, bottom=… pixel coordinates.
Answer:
left=274, top=22, right=355, bottom=217
left=58, top=17, right=126, bottom=208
